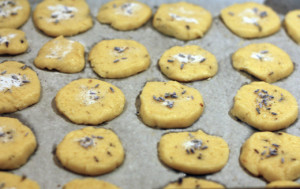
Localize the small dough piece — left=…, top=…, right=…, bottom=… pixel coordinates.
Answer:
left=266, top=180, right=300, bottom=188
left=0, top=117, right=36, bottom=170
left=63, top=178, right=120, bottom=189
left=0, top=0, right=30, bottom=29
left=164, top=177, right=224, bottom=189
left=153, top=2, right=212, bottom=40
left=0, top=172, right=40, bottom=189
left=33, top=0, right=93, bottom=37
left=240, top=132, right=300, bottom=182
left=0, top=28, right=28, bottom=55
left=221, top=2, right=280, bottom=38
left=97, top=0, right=152, bottom=31
left=0, top=61, right=41, bottom=114
left=55, top=78, right=125, bottom=125
left=139, top=81, right=204, bottom=128
left=56, top=127, right=125, bottom=176
left=231, top=82, right=298, bottom=131
left=284, top=10, right=300, bottom=44
left=89, top=39, right=150, bottom=78
left=158, top=130, right=229, bottom=174
left=159, top=45, right=218, bottom=82
left=232, top=43, right=294, bottom=83
left=34, top=36, right=85, bottom=73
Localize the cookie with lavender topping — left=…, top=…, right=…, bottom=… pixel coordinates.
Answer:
left=0, top=61, right=41, bottom=114
left=231, top=82, right=298, bottom=131
left=56, top=127, right=125, bottom=176
left=159, top=45, right=218, bottom=82
left=221, top=2, right=280, bottom=38
left=0, top=172, right=40, bottom=189
left=139, top=81, right=204, bottom=128
left=55, top=78, right=125, bottom=125
left=0, top=28, right=28, bottom=55
left=284, top=10, right=300, bottom=44
left=266, top=180, right=300, bottom=188
left=89, top=39, right=150, bottom=78
left=163, top=177, right=225, bottom=189
left=34, top=36, right=85, bottom=73
left=158, top=130, right=229, bottom=174
left=153, top=2, right=212, bottom=40
left=97, top=0, right=152, bottom=31
left=0, top=117, right=36, bottom=170
left=63, top=178, right=120, bottom=189
left=0, top=0, right=30, bottom=29
left=240, top=132, right=300, bottom=182
left=232, top=43, right=294, bottom=83
left=33, top=0, right=93, bottom=37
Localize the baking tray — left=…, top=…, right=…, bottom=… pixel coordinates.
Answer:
left=1, top=0, right=300, bottom=188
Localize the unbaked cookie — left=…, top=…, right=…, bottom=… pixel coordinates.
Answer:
left=63, top=178, right=120, bottom=189
left=34, top=36, right=85, bottom=73
left=153, top=2, right=212, bottom=40
left=231, top=82, right=298, bottom=131
left=221, top=2, right=280, bottom=38
left=163, top=177, right=225, bottom=189
left=284, top=10, right=300, bottom=44
left=232, top=43, right=294, bottom=83
left=33, top=0, right=93, bottom=37
left=89, top=39, right=150, bottom=78
left=97, top=0, right=152, bottom=31
left=0, top=0, right=30, bottom=29
left=0, top=172, right=40, bottom=189
left=0, top=28, right=28, bottom=55
left=158, top=130, right=229, bottom=174
left=139, top=81, right=204, bottom=128
left=266, top=180, right=300, bottom=188
left=158, top=45, right=218, bottom=82
left=55, top=78, right=125, bottom=125
left=240, top=132, right=300, bottom=182
left=0, top=61, right=41, bottom=114
left=56, top=127, right=125, bottom=176
left=0, top=117, right=36, bottom=170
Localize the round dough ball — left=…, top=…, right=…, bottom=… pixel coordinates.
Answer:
left=284, top=10, right=300, bottom=44
left=163, top=177, right=225, bottom=189
left=63, top=178, right=119, bottom=189
left=266, top=180, right=300, bottom=188
left=0, top=172, right=40, bottom=189
left=0, top=28, right=28, bottom=55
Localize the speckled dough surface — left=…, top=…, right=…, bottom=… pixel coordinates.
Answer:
left=284, top=10, right=300, bottom=44
left=0, top=0, right=30, bottom=29
left=232, top=43, right=294, bottom=83
left=97, top=0, right=152, bottom=31
left=33, top=0, right=93, bottom=37
left=0, top=61, right=41, bottom=114
left=56, top=127, right=125, bottom=176
left=231, top=82, right=298, bottom=131
left=63, top=178, right=120, bottom=189
left=0, top=117, right=36, bottom=170
left=221, top=2, right=280, bottom=38
left=163, top=177, right=225, bottom=189
left=55, top=78, right=125, bottom=125
left=158, top=130, right=229, bottom=174
left=240, top=132, right=300, bottom=182
left=0, top=28, right=28, bottom=55
left=159, top=45, right=218, bottom=82
left=34, top=36, right=85, bottom=73
left=0, top=172, right=40, bottom=189
left=153, top=2, right=212, bottom=40
left=89, top=39, right=150, bottom=78
left=139, top=81, right=204, bottom=128
left=266, top=180, right=300, bottom=188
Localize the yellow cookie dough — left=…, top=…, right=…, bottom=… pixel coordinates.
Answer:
left=139, top=81, right=204, bottom=128
left=0, top=172, right=40, bottom=189
left=153, top=2, right=212, bottom=40
left=266, top=180, right=300, bottom=188
left=56, top=127, right=125, bottom=176
left=284, top=10, right=300, bottom=44
left=0, top=28, right=28, bottom=55
left=89, top=39, right=150, bottom=78
left=159, top=45, right=218, bottom=82
left=55, top=78, right=125, bottom=125
left=158, top=130, right=229, bottom=174
left=0, top=117, right=36, bottom=170
left=240, top=132, right=300, bottom=182
left=231, top=82, right=298, bottom=131
left=232, top=43, right=294, bottom=83
left=34, top=36, right=85, bottom=73
left=164, top=177, right=225, bottom=189
left=0, top=61, right=41, bottom=114
left=63, top=178, right=120, bottom=189
left=97, top=0, right=152, bottom=31
left=33, top=0, right=93, bottom=37
left=221, top=2, right=280, bottom=38
left=0, top=0, right=30, bottom=29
